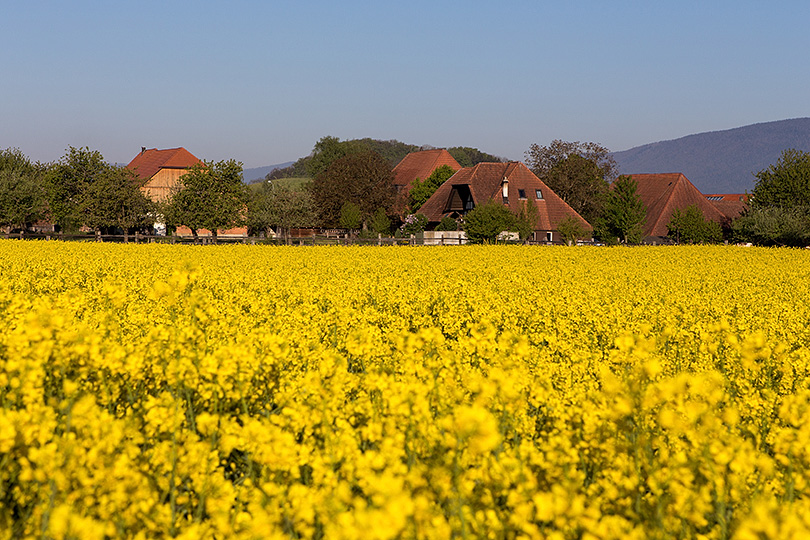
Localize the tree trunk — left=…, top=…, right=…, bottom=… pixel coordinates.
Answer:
left=211, top=229, right=218, bottom=244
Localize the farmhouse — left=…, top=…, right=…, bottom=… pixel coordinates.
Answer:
left=419, top=161, right=591, bottom=243
left=627, top=173, right=728, bottom=243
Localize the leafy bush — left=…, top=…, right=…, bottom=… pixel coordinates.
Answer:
left=436, top=216, right=459, bottom=231
left=463, top=200, right=516, bottom=243
left=667, top=205, right=722, bottom=244
left=732, top=206, right=810, bottom=246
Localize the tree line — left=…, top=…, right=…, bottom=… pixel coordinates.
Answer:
left=3, top=138, right=808, bottom=246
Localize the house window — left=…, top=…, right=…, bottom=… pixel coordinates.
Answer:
left=535, top=189, right=543, bottom=199
left=502, top=195, right=509, bottom=205
left=546, top=232, right=553, bottom=242
left=518, top=189, right=526, bottom=200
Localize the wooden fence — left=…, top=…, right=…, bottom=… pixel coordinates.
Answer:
left=2, top=231, right=581, bottom=246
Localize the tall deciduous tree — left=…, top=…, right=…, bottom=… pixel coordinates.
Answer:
left=246, top=181, right=317, bottom=239
left=82, top=166, right=153, bottom=238
left=305, top=136, right=366, bottom=178
left=750, top=148, right=810, bottom=209
left=599, top=175, right=646, bottom=244
left=525, top=140, right=617, bottom=224
left=45, top=146, right=108, bottom=232
left=45, top=146, right=153, bottom=235
left=310, top=151, right=396, bottom=228
left=166, top=160, right=247, bottom=241
left=0, top=148, right=47, bottom=232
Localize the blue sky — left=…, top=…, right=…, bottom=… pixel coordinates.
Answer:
left=2, top=1, right=808, bottom=168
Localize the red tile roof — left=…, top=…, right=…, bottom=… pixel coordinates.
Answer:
left=392, top=149, right=461, bottom=189
left=628, top=173, right=728, bottom=238
left=126, top=147, right=201, bottom=180
left=419, top=162, right=591, bottom=231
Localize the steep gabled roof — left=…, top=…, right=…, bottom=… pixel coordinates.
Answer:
left=420, top=161, right=591, bottom=231
left=628, top=173, right=727, bottom=237
left=392, top=149, right=461, bottom=189
left=126, top=147, right=201, bottom=180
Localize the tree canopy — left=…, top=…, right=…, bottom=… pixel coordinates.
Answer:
left=597, top=175, right=646, bottom=244
left=0, top=148, right=46, bottom=232
left=310, top=151, right=396, bottom=228
left=543, top=154, right=609, bottom=224
left=45, top=146, right=153, bottom=234
left=165, top=160, right=247, bottom=240
left=246, top=181, right=316, bottom=238
left=525, top=140, right=617, bottom=225
left=750, top=148, right=810, bottom=209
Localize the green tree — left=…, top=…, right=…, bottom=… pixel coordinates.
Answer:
left=514, top=200, right=540, bottom=242
left=525, top=139, right=618, bottom=181
left=339, top=201, right=363, bottom=231
left=246, top=181, right=316, bottom=239
left=667, top=204, right=723, bottom=244
left=599, top=175, right=646, bottom=244
left=306, top=136, right=366, bottom=178
left=45, top=146, right=109, bottom=232
left=750, top=148, right=810, bottom=209
left=557, top=216, right=587, bottom=245
left=310, top=151, right=396, bottom=228
left=0, top=148, right=47, bottom=232
left=82, top=166, right=153, bottom=238
left=525, top=140, right=617, bottom=224
left=436, top=216, right=459, bottom=231
left=463, top=199, right=517, bottom=243
left=368, top=207, right=392, bottom=236
left=408, top=165, right=457, bottom=212
left=166, top=160, right=247, bottom=242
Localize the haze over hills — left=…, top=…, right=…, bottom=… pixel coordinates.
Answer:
left=242, top=162, right=294, bottom=182
left=612, top=118, right=810, bottom=194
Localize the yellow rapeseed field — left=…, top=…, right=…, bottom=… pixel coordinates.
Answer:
left=1, top=241, right=810, bottom=539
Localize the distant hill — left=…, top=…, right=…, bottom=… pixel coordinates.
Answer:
left=242, top=162, right=294, bottom=182
left=612, top=118, right=810, bottom=193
